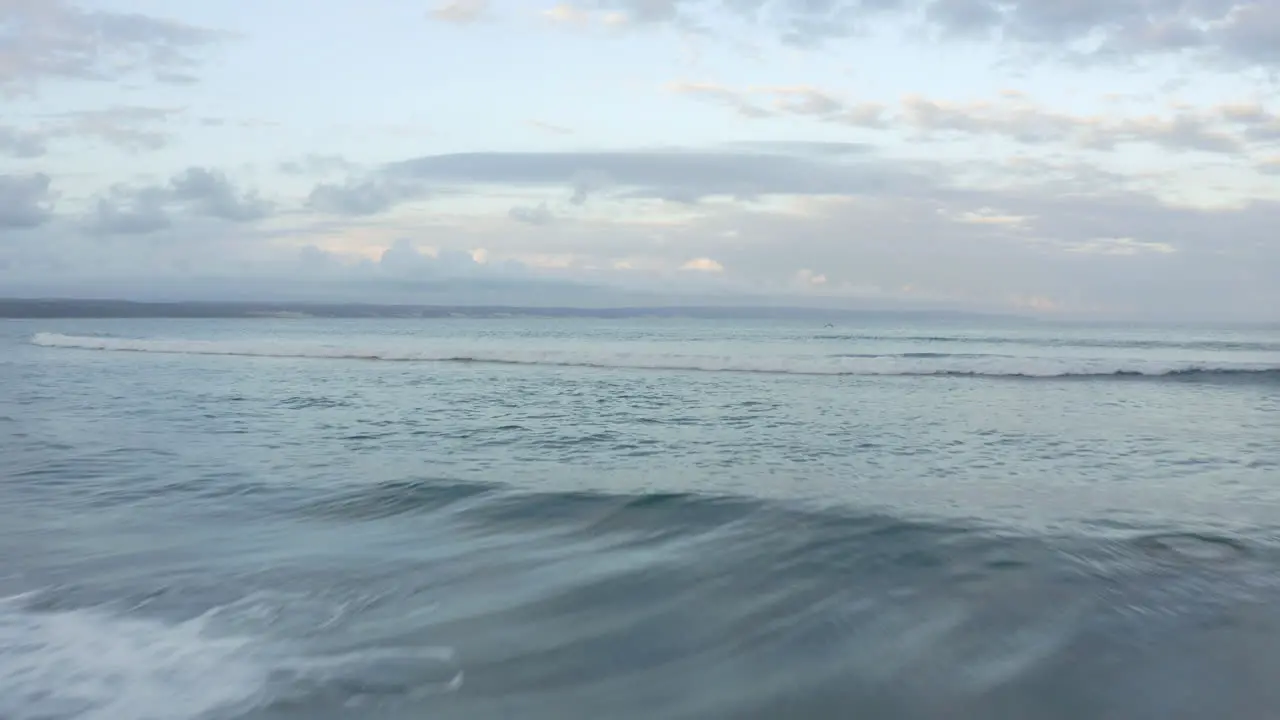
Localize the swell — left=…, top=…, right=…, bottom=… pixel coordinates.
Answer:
left=302, top=478, right=1265, bottom=569
left=815, top=333, right=1280, bottom=353
left=29, top=333, right=1280, bottom=381
left=298, top=480, right=1280, bottom=719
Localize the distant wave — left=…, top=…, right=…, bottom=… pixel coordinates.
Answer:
left=814, top=333, right=1280, bottom=353
left=30, top=333, right=1280, bottom=381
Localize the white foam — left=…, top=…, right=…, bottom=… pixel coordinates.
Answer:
left=30, top=332, right=1280, bottom=378
left=0, top=597, right=268, bottom=720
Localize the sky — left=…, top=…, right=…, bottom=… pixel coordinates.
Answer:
left=1, top=0, right=1278, bottom=320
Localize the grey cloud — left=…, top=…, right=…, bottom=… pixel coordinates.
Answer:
left=88, top=185, right=172, bottom=235
left=7, top=157, right=1278, bottom=320
left=0, top=0, right=228, bottom=95
left=509, top=202, right=555, bottom=225
left=1214, top=2, right=1280, bottom=66
left=169, top=168, right=271, bottom=222
left=728, top=141, right=874, bottom=157
left=279, top=154, right=359, bottom=177
left=570, top=169, right=614, bottom=205
left=619, top=0, right=681, bottom=24
left=923, top=0, right=1277, bottom=67
left=0, top=173, right=53, bottom=228
left=385, top=149, right=936, bottom=202
left=0, top=126, right=47, bottom=158
left=87, top=167, right=270, bottom=234
left=306, top=177, right=429, bottom=216
left=596, top=0, right=1280, bottom=67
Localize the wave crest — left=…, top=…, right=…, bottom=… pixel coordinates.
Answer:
left=30, top=332, right=1280, bottom=380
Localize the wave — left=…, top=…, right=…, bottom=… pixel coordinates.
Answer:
left=30, top=333, right=1280, bottom=380
left=0, top=596, right=267, bottom=720
left=814, top=333, right=1280, bottom=353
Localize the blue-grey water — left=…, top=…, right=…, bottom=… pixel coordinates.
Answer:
left=2, top=317, right=1279, bottom=719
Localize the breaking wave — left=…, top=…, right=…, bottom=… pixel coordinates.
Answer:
left=30, top=332, right=1280, bottom=380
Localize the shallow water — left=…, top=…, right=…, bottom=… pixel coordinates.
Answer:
left=2, top=317, right=1279, bottom=719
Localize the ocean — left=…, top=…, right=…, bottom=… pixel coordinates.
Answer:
left=1, top=315, right=1278, bottom=719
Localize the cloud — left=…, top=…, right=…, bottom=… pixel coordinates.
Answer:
left=54, top=106, right=183, bottom=152
left=670, top=81, right=891, bottom=126
left=1062, top=237, right=1177, bottom=256
left=87, top=167, right=270, bottom=234
left=87, top=185, right=172, bottom=235
left=305, top=177, right=430, bottom=216
left=0, top=106, right=186, bottom=159
left=428, top=0, right=488, bottom=23
left=7, top=147, right=1278, bottom=320
left=168, top=168, right=272, bottom=222
left=0, top=173, right=53, bottom=228
left=377, top=238, right=518, bottom=278
left=542, top=3, right=591, bottom=24
left=728, top=141, right=873, bottom=157
left=542, top=3, right=631, bottom=27
left=667, top=82, right=775, bottom=118
left=0, top=126, right=47, bottom=158
left=0, top=0, right=228, bottom=96
left=921, top=0, right=1279, bottom=67
left=279, top=154, right=360, bottom=177
left=509, top=202, right=555, bottom=225
left=385, top=148, right=938, bottom=202
left=680, top=257, right=724, bottom=272
left=587, top=0, right=1280, bottom=68
left=674, top=82, right=1277, bottom=156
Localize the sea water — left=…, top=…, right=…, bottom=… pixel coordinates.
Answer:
left=2, top=316, right=1278, bottom=719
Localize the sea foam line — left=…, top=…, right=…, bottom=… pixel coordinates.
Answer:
left=30, top=332, right=1280, bottom=379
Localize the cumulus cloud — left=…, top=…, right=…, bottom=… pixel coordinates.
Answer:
left=0, top=173, right=54, bottom=228
left=0, top=0, right=228, bottom=95
left=377, top=238, right=510, bottom=277
left=169, top=168, right=271, bottom=222
left=86, top=167, right=270, bottom=234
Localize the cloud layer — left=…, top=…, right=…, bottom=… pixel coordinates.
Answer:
left=2, top=0, right=1278, bottom=321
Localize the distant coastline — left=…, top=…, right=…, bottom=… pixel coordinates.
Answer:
left=0, top=297, right=1010, bottom=322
